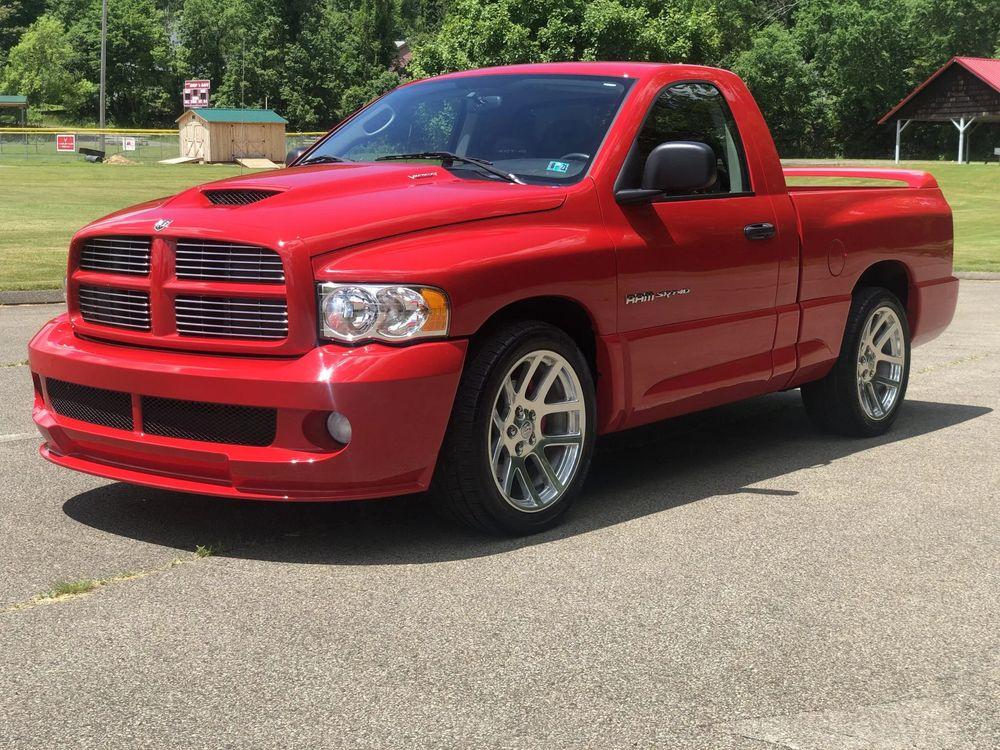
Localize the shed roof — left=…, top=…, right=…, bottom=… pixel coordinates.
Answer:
left=879, top=56, right=1000, bottom=124
left=0, top=95, right=28, bottom=105
left=177, top=108, right=288, bottom=124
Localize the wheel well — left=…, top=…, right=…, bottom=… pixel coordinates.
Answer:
left=472, top=297, right=598, bottom=377
left=854, top=261, right=910, bottom=311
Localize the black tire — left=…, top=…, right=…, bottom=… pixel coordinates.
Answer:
left=431, top=321, right=596, bottom=535
left=801, top=286, right=911, bottom=437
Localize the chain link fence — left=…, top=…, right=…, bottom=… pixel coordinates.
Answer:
left=0, top=131, right=323, bottom=165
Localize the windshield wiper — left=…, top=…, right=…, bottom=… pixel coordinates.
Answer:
left=376, top=151, right=523, bottom=184
left=299, top=154, right=348, bottom=165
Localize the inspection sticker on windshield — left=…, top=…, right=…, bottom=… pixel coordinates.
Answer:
left=546, top=160, right=570, bottom=174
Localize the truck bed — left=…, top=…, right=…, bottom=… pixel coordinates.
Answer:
left=781, top=167, right=956, bottom=383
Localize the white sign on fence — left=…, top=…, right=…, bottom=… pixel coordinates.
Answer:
left=122, top=137, right=137, bottom=152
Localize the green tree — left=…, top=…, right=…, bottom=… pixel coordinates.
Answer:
left=732, top=23, right=828, bottom=156
left=50, top=0, right=176, bottom=124
left=176, top=0, right=247, bottom=89
left=410, top=0, right=724, bottom=76
left=794, top=0, right=917, bottom=156
left=908, top=0, right=1000, bottom=76
left=104, top=0, right=176, bottom=124
left=335, top=0, right=403, bottom=116
left=280, top=2, right=354, bottom=127
left=0, top=0, right=45, bottom=61
left=0, top=14, right=94, bottom=111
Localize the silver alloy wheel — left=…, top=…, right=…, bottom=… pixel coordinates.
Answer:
left=856, top=305, right=906, bottom=420
left=488, top=349, right=586, bottom=512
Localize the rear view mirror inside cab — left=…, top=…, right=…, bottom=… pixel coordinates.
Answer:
left=362, top=106, right=395, bottom=135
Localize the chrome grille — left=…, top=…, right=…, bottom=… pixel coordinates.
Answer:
left=175, top=296, right=288, bottom=340
left=78, top=285, right=151, bottom=331
left=79, top=236, right=151, bottom=276
left=203, top=189, right=278, bottom=206
left=175, top=239, right=284, bottom=283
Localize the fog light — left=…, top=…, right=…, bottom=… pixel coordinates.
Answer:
left=326, top=411, right=352, bottom=445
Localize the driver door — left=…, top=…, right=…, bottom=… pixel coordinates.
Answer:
left=611, top=82, right=789, bottom=424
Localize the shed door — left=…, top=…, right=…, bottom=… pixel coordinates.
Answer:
left=180, top=120, right=205, bottom=159
left=234, top=124, right=268, bottom=158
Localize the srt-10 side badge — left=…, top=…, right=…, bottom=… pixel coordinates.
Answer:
left=625, top=288, right=691, bottom=305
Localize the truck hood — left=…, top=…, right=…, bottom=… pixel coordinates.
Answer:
left=78, top=163, right=567, bottom=254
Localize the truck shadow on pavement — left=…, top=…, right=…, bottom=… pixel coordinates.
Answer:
left=62, top=392, right=991, bottom=564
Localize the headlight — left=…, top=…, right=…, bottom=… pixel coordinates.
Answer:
left=317, top=283, right=449, bottom=343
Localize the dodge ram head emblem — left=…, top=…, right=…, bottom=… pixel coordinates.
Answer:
left=153, top=218, right=172, bottom=231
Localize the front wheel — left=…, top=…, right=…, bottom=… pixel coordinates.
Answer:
left=432, top=321, right=596, bottom=535
left=801, top=287, right=911, bottom=437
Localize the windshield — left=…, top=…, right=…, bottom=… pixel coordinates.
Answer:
left=304, top=74, right=635, bottom=185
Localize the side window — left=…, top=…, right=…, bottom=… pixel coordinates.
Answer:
left=630, top=82, right=750, bottom=196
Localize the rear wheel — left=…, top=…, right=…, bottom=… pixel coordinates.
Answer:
left=801, top=287, right=910, bottom=436
left=432, top=321, right=596, bottom=535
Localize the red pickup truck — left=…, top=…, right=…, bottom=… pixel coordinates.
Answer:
left=28, top=62, right=958, bottom=534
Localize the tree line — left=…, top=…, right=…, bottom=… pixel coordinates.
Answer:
left=0, top=0, right=997, bottom=157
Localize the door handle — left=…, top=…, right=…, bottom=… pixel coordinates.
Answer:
left=744, top=222, right=776, bottom=241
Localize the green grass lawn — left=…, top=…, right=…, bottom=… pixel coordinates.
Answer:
left=0, top=163, right=244, bottom=290
left=0, top=159, right=996, bottom=290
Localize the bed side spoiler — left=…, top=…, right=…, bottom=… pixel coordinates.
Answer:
left=782, top=167, right=939, bottom=189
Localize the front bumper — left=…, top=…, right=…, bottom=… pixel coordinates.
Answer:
left=28, top=315, right=467, bottom=500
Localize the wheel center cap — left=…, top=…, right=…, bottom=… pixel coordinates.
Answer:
left=519, top=422, right=534, bottom=440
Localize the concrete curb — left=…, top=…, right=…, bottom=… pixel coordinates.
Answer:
left=1, top=272, right=997, bottom=306
left=956, top=272, right=1000, bottom=281
left=0, top=289, right=62, bottom=305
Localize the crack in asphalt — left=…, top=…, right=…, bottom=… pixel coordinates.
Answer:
left=2, top=552, right=212, bottom=614
left=916, top=352, right=990, bottom=375
left=0, top=432, right=36, bottom=443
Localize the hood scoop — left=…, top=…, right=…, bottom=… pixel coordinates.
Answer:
left=203, top=188, right=279, bottom=206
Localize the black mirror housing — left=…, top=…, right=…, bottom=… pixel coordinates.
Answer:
left=285, top=146, right=308, bottom=166
left=641, top=141, right=717, bottom=194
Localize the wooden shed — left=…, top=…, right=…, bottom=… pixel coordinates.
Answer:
left=175, top=108, right=288, bottom=163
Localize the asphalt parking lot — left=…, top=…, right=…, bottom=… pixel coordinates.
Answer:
left=0, top=284, right=997, bottom=749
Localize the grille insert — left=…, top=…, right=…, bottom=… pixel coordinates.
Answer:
left=78, top=285, right=151, bottom=331
left=79, top=236, right=151, bottom=275
left=175, top=239, right=284, bottom=283
left=47, top=379, right=133, bottom=431
left=141, top=396, right=276, bottom=446
left=203, top=189, right=278, bottom=206
left=175, top=295, right=288, bottom=340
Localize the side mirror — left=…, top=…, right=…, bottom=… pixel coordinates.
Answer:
left=616, top=141, right=718, bottom=204
left=285, top=146, right=308, bottom=166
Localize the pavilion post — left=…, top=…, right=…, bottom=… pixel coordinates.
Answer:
left=894, top=119, right=911, bottom=163
left=951, top=117, right=976, bottom=164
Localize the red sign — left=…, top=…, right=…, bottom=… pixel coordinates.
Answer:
left=56, top=134, right=76, bottom=152
left=183, top=79, right=211, bottom=109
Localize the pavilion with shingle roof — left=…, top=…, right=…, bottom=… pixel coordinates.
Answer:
left=879, top=56, right=1000, bottom=163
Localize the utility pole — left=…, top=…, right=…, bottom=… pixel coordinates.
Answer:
left=99, top=0, right=108, bottom=152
